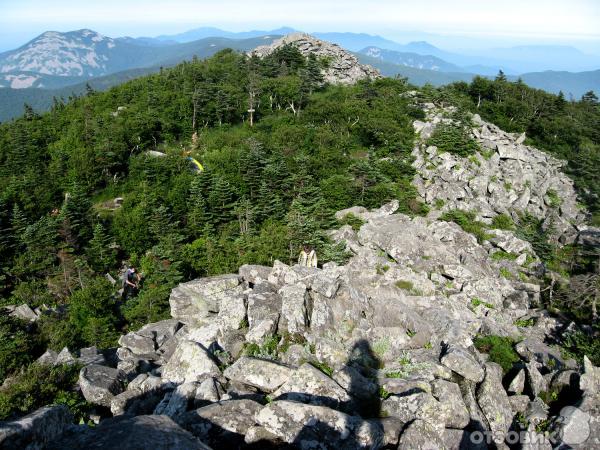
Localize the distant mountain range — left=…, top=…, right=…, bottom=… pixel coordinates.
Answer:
left=0, top=27, right=599, bottom=122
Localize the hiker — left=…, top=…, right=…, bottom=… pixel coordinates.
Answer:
left=122, top=266, right=140, bottom=300
left=298, top=245, right=318, bottom=268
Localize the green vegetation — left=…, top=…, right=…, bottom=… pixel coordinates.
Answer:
left=474, top=335, right=520, bottom=374
left=490, top=213, right=515, bottom=230
left=426, top=122, right=479, bottom=157
left=471, top=297, right=495, bottom=309
left=310, top=361, right=333, bottom=377
left=338, top=213, right=365, bottom=231
left=490, top=250, right=518, bottom=261
left=514, top=318, right=535, bottom=327
left=0, top=363, right=81, bottom=420
left=546, top=189, right=562, bottom=208
left=440, top=209, right=492, bottom=243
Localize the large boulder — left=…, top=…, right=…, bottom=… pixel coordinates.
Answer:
left=79, top=364, right=126, bottom=408
left=223, top=357, right=292, bottom=393
left=0, top=405, right=72, bottom=450
left=161, top=340, right=220, bottom=384
left=476, top=363, right=513, bottom=445
left=397, top=419, right=446, bottom=450
left=272, top=363, right=352, bottom=410
left=169, top=274, right=242, bottom=326
left=278, top=283, right=312, bottom=335
left=179, top=399, right=262, bottom=448
left=46, top=415, right=210, bottom=450
left=440, top=345, right=485, bottom=383
left=256, top=400, right=383, bottom=448
left=431, top=379, right=470, bottom=429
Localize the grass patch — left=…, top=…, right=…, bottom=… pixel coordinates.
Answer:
left=491, top=250, right=518, bottom=261
left=514, top=318, right=535, bottom=327
left=546, top=189, right=562, bottom=208
left=440, top=209, right=492, bottom=243
left=499, top=267, right=513, bottom=279
left=471, top=297, right=494, bottom=309
left=474, top=335, right=520, bottom=374
left=310, top=361, right=333, bottom=377
left=491, top=214, right=515, bottom=230
left=376, top=264, right=390, bottom=275
left=395, top=280, right=423, bottom=296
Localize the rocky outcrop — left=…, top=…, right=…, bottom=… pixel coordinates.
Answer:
left=412, top=104, right=587, bottom=244
left=32, top=200, right=597, bottom=449
left=251, top=32, right=380, bottom=85
left=0, top=406, right=72, bottom=450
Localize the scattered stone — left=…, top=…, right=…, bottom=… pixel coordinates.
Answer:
left=431, top=378, right=470, bottom=429
left=398, top=419, right=446, bottom=450
left=476, top=363, right=513, bottom=445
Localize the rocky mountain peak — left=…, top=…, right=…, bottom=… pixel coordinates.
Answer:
left=251, top=32, right=381, bottom=85
left=0, top=29, right=116, bottom=77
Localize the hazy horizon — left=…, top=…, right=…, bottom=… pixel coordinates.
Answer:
left=1, top=0, right=599, bottom=53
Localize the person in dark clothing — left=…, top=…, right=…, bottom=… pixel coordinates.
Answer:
left=122, top=266, right=140, bottom=301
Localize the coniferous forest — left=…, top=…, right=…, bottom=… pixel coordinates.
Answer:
left=0, top=46, right=599, bottom=419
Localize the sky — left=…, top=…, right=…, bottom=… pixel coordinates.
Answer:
left=1, top=0, right=599, bottom=52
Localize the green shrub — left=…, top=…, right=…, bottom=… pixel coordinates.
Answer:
left=338, top=213, right=365, bottom=232
left=310, top=361, right=333, bottom=377
left=491, top=250, right=518, bottom=261
left=0, top=363, right=81, bottom=420
left=474, top=335, right=520, bottom=374
left=440, top=209, right=492, bottom=243
left=427, top=123, right=479, bottom=157
left=491, top=214, right=515, bottom=230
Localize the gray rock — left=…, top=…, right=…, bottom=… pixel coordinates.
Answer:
left=245, top=318, right=277, bottom=344
left=278, top=283, right=312, bottom=334
left=79, top=364, right=126, bottom=408
left=431, top=379, right=470, bottom=429
left=54, top=347, right=76, bottom=365
left=508, top=368, right=526, bottom=394
left=119, top=333, right=156, bottom=356
left=476, top=362, right=513, bottom=445
left=195, top=377, right=222, bottom=404
left=161, top=340, right=220, bottom=384
left=36, top=349, right=58, bottom=366
left=442, top=429, right=487, bottom=450
left=156, top=382, right=199, bottom=418
left=78, top=346, right=107, bottom=366
left=377, top=417, right=404, bottom=449
left=179, top=399, right=262, bottom=448
left=440, top=345, right=485, bottom=382
left=272, top=363, right=351, bottom=409
left=46, top=415, right=210, bottom=450
left=216, top=294, right=246, bottom=332
left=526, top=360, right=548, bottom=397
left=10, top=304, right=38, bottom=322
left=398, top=419, right=446, bottom=450
left=169, top=274, right=242, bottom=326
left=246, top=291, right=281, bottom=328
left=382, top=392, right=442, bottom=426
left=0, top=405, right=72, bottom=450
left=137, top=319, right=181, bottom=349
left=509, top=395, right=531, bottom=414
left=252, top=33, right=381, bottom=85
left=239, top=264, right=271, bottom=285
left=256, top=400, right=383, bottom=448
left=223, top=357, right=291, bottom=393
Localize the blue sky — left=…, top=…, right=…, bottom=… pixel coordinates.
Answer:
left=1, top=0, right=599, bottom=52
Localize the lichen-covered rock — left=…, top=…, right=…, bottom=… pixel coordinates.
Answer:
left=398, top=419, right=446, bottom=450
left=278, top=283, right=311, bottom=335
left=382, top=392, right=442, bottom=426
left=476, top=363, right=513, bottom=445
left=79, top=364, right=126, bottom=408
left=223, top=356, right=292, bottom=393
left=508, top=368, right=526, bottom=394
left=256, top=400, right=383, bottom=449
left=161, top=340, right=220, bottom=384
left=272, top=363, right=351, bottom=409
left=0, top=405, right=72, bottom=450
left=179, top=399, right=262, bottom=448
left=239, top=264, right=271, bottom=285
left=169, top=274, right=242, bottom=326
left=46, top=415, right=210, bottom=450
left=440, top=345, right=485, bottom=382
left=431, top=379, right=470, bottom=429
